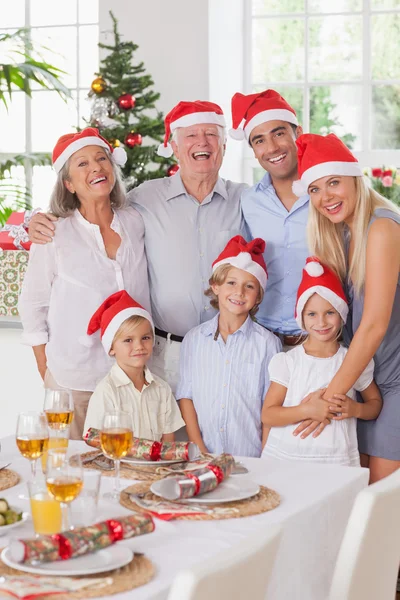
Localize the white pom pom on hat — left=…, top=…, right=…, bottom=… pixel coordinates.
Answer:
left=228, top=128, right=245, bottom=141
left=112, top=146, right=128, bottom=167
left=157, top=143, right=174, bottom=158
left=292, top=179, right=307, bottom=197
left=304, top=261, right=324, bottom=277
left=78, top=334, right=96, bottom=348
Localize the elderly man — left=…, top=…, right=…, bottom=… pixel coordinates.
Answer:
left=229, top=89, right=309, bottom=346
left=28, top=100, right=248, bottom=393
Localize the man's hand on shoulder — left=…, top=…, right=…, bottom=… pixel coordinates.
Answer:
left=29, top=212, right=58, bottom=244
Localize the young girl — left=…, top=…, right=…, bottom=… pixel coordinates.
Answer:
left=177, top=235, right=281, bottom=457
left=262, top=257, right=382, bottom=466
left=83, top=290, right=184, bottom=441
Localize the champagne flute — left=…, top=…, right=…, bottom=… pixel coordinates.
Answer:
left=46, top=449, right=83, bottom=531
left=16, top=412, right=49, bottom=481
left=100, top=411, right=133, bottom=501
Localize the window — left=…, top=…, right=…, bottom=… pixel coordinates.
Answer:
left=248, top=0, right=400, bottom=182
left=0, top=0, right=99, bottom=208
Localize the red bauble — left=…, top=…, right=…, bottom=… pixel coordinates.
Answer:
left=124, top=132, right=142, bottom=148
left=117, top=93, right=136, bottom=110
left=167, top=164, right=180, bottom=177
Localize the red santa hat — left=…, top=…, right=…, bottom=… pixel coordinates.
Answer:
left=295, top=257, right=348, bottom=329
left=229, top=89, right=298, bottom=142
left=157, top=100, right=226, bottom=158
left=52, top=127, right=127, bottom=174
left=292, top=133, right=363, bottom=197
left=81, top=291, right=154, bottom=354
left=212, top=236, right=268, bottom=290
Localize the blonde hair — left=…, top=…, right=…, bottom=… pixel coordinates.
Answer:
left=205, top=263, right=264, bottom=318
left=49, top=148, right=126, bottom=218
left=307, top=176, right=400, bottom=294
left=111, top=315, right=153, bottom=350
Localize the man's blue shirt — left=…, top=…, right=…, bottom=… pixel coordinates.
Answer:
left=241, top=172, right=309, bottom=334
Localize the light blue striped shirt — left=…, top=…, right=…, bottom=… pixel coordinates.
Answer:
left=176, top=314, right=282, bottom=457
left=128, top=173, right=248, bottom=337
left=241, top=172, right=310, bottom=335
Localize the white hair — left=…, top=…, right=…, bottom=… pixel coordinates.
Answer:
left=171, top=124, right=227, bottom=144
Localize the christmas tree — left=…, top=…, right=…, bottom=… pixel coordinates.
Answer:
left=88, top=12, right=178, bottom=188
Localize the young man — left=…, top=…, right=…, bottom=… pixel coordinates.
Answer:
left=230, top=89, right=309, bottom=346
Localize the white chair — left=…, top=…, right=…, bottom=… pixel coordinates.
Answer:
left=329, top=467, right=400, bottom=600
left=167, top=524, right=282, bottom=600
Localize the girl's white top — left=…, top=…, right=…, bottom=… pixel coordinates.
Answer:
left=18, top=207, right=150, bottom=392
left=262, top=344, right=374, bottom=466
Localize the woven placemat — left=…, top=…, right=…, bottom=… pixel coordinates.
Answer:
left=0, top=469, right=20, bottom=491
left=0, top=552, right=154, bottom=599
left=120, top=481, right=280, bottom=520
left=77, top=451, right=195, bottom=482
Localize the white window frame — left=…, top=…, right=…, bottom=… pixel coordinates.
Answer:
left=0, top=0, right=98, bottom=202
left=245, top=0, right=400, bottom=182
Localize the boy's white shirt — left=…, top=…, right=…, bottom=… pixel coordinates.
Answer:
left=84, top=363, right=185, bottom=440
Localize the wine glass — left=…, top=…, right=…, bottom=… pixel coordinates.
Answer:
left=46, top=449, right=83, bottom=531
left=100, top=411, right=133, bottom=501
left=42, top=390, right=74, bottom=471
left=16, top=412, right=49, bottom=481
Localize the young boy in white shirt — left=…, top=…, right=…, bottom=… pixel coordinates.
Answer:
left=177, top=236, right=281, bottom=457
left=83, top=291, right=184, bottom=441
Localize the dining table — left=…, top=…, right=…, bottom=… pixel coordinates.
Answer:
left=0, top=436, right=369, bottom=600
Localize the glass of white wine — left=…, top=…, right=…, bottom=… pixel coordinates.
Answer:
left=42, top=390, right=74, bottom=471
left=100, top=411, right=133, bottom=501
left=16, top=412, right=49, bottom=481
left=46, top=449, right=83, bottom=531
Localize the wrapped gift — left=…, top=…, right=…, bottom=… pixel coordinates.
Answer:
left=84, top=427, right=200, bottom=461
left=0, top=211, right=32, bottom=318
left=8, top=513, right=154, bottom=565
left=155, top=453, right=235, bottom=500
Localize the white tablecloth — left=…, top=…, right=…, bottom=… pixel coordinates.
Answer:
left=0, top=437, right=369, bottom=600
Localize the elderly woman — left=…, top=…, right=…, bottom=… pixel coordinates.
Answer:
left=19, top=128, right=150, bottom=439
left=292, top=132, right=400, bottom=483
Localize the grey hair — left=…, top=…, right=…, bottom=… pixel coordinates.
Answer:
left=49, top=148, right=126, bottom=218
left=171, top=124, right=227, bottom=145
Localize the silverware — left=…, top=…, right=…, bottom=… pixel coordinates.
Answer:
left=0, top=463, right=10, bottom=472
left=82, top=452, right=103, bottom=465
left=231, top=461, right=249, bottom=475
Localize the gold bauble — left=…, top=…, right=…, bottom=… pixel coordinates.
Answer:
left=91, top=76, right=106, bottom=94
left=109, top=139, right=121, bottom=148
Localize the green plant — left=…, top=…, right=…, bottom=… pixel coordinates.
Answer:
left=0, top=28, right=70, bottom=225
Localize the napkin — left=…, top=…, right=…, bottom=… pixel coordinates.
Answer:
left=8, top=513, right=154, bottom=565
left=155, top=453, right=235, bottom=500
left=0, top=574, right=112, bottom=599
left=83, top=428, right=200, bottom=461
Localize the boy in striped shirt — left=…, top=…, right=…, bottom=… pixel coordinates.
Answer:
left=177, top=236, right=281, bottom=457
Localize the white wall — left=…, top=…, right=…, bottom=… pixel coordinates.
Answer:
left=99, top=0, right=247, bottom=183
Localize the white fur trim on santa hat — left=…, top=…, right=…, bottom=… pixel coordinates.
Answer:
left=112, top=146, right=127, bottom=167
left=102, top=307, right=155, bottom=354
left=170, top=112, right=226, bottom=131
left=53, top=137, right=109, bottom=173
left=295, top=285, right=348, bottom=330
left=244, top=109, right=298, bottom=140
left=298, top=161, right=363, bottom=192
left=304, top=261, right=324, bottom=277
left=213, top=252, right=267, bottom=290
left=157, top=143, right=174, bottom=158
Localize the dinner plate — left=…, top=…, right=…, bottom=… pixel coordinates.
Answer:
left=0, top=508, right=29, bottom=537
left=1, top=545, right=133, bottom=576
left=151, top=477, right=260, bottom=504
left=122, top=456, right=184, bottom=465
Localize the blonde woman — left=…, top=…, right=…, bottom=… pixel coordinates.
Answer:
left=19, top=128, right=150, bottom=439
left=291, top=132, right=400, bottom=483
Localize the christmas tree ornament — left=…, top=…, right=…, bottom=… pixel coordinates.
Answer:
left=117, top=93, right=136, bottom=110
left=108, top=100, right=118, bottom=117
left=167, top=164, right=180, bottom=177
left=124, top=131, right=142, bottom=148
left=90, top=97, right=109, bottom=128
left=91, top=76, right=106, bottom=94
left=109, top=139, right=121, bottom=148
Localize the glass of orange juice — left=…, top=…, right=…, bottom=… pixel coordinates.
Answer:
left=28, top=479, right=62, bottom=536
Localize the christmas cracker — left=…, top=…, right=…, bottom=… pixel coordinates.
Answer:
left=8, top=513, right=154, bottom=565
left=84, top=427, right=200, bottom=461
